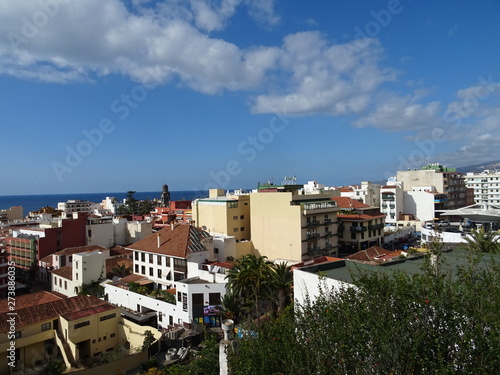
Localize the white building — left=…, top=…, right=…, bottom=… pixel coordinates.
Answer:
left=340, top=181, right=381, bottom=207
left=86, top=216, right=152, bottom=248
left=380, top=181, right=403, bottom=225
left=465, top=170, right=500, bottom=205
left=104, top=224, right=230, bottom=329
left=51, top=246, right=109, bottom=297
left=58, top=199, right=100, bottom=215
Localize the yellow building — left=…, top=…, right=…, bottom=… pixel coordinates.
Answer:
left=0, top=291, right=160, bottom=373
left=250, top=184, right=341, bottom=262
left=193, top=189, right=251, bottom=241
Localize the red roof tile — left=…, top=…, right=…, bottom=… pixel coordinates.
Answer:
left=331, top=197, right=370, bottom=209
left=51, top=265, right=73, bottom=280
left=53, top=245, right=107, bottom=256
left=0, top=291, right=63, bottom=314
left=292, top=256, right=343, bottom=269
left=0, top=295, right=114, bottom=332
left=127, top=224, right=210, bottom=258
left=346, top=246, right=401, bottom=263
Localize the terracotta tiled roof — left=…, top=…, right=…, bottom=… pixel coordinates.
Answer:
left=0, top=295, right=113, bottom=332
left=53, top=245, right=107, bottom=256
left=120, top=274, right=148, bottom=283
left=109, top=246, right=132, bottom=257
left=0, top=291, right=63, bottom=314
left=40, top=254, right=53, bottom=265
left=51, top=265, right=73, bottom=280
left=292, top=256, right=342, bottom=269
left=106, top=256, right=133, bottom=275
left=204, top=261, right=234, bottom=269
left=346, top=246, right=401, bottom=263
left=331, top=197, right=370, bottom=209
left=127, top=224, right=210, bottom=258
left=337, top=213, right=386, bottom=221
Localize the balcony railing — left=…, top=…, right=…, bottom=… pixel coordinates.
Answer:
left=302, top=201, right=338, bottom=211
left=350, top=226, right=367, bottom=232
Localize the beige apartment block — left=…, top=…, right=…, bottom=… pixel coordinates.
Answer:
left=250, top=185, right=340, bottom=263
left=192, top=189, right=251, bottom=242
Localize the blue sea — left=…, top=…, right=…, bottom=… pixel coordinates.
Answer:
left=0, top=190, right=208, bottom=216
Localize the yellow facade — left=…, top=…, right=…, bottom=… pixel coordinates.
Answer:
left=193, top=189, right=251, bottom=241
left=250, top=192, right=340, bottom=262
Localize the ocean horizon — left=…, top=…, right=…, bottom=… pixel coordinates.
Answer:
left=0, top=190, right=209, bottom=216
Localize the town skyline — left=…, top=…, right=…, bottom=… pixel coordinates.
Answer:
left=1, top=1, right=499, bottom=195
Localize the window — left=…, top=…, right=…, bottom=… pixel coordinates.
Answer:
left=111, top=333, right=115, bottom=338
left=141, top=253, right=145, bottom=262
left=233, top=215, right=238, bottom=220
left=64, top=281, right=67, bottom=290
left=227, top=201, right=238, bottom=209
left=158, top=313, right=163, bottom=322
left=88, top=229, right=92, bottom=238
left=158, top=269, right=162, bottom=278
left=41, top=322, right=51, bottom=331
left=177, top=291, right=182, bottom=302
left=99, top=313, right=116, bottom=322
left=240, top=215, right=244, bottom=219
left=174, top=258, right=187, bottom=273
left=240, top=227, right=244, bottom=231
left=135, top=264, right=139, bottom=273
left=149, top=254, right=153, bottom=263
left=103, top=336, right=107, bottom=341
left=59, top=279, right=62, bottom=287
left=209, top=292, right=221, bottom=305
left=149, top=267, right=153, bottom=276
left=233, top=228, right=239, bottom=232
left=135, top=252, right=139, bottom=261
left=141, top=266, right=145, bottom=274
left=157, top=255, right=162, bottom=266
left=76, top=273, right=78, bottom=281
left=351, top=232, right=356, bottom=240
left=214, top=248, right=219, bottom=254
left=74, top=321, right=90, bottom=329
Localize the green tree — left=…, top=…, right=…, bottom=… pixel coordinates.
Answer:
left=226, top=254, right=273, bottom=319
left=228, top=253, right=500, bottom=374
left=269, top=262, right=293, bottom=315
left=465, top=227, right=500, bottom=254
left=142, top=330, right=156, bottom=352
left=140, top=199, right=155, bottom=215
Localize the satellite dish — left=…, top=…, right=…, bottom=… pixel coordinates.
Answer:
left=202, top=225, right=207, bottom=231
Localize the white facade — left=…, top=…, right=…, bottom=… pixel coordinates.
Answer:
left=404, top=190, right=437, bottom=223
left=104, top=275, right=227, bottom=329
left=293, top=265, right=351, bottom=307
left=52, top=250, right=108, bottom=297
left=380, top=182, right=403, bottom=225
left=340, top=181, right=381, bottom=207
left=86, top=217, right=153, bottom=247
left=465, top=171, right=500, bottom=205
left=58, top=200, right=100, bottom=214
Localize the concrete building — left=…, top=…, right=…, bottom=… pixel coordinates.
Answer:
left=51, top=248, right=108, bottom=297
left=104, top=224, right=229, bottom=329
left=58, top=200, right=100, bottom=215
left=0, top=206, right=23, bottom=222
left=293, top=249, right=498, bottom=307
left=397, top=163, right=467, bottom=210
left=6, top=213, right=87, bottom=272
left=153, top=200, right=193, bottom=227
left=340, top=181, right=381, bottom=207
left=192, top=189, right=251, bottom=243
left=86, top=216, right=152, bottom=248
left=332, top=197, right=385, bottom=254
left=250, top=183, right=340, bottom=262
left=0, top=292, right=161, bottom=373
left=380, top=180, right=404, bottom=225
left=465, top=170, right=500, bottom=205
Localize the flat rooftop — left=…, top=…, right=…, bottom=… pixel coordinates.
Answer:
left=300, top=249, right=498, bottom=284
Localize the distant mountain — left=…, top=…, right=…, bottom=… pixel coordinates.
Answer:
left=456, top=160, right=500, bottom=174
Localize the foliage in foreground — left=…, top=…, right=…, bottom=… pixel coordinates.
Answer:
left=228, top=253, right=500, bottom=375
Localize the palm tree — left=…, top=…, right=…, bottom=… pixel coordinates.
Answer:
left=270, top=262, right=293, bottom=315
left=465, top=227, right=500, bottom=255
left=225, top=254, right=273, bottom=319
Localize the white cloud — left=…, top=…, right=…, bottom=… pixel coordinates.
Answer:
left=355, top=91, right=442, bottom=131
left=251, top=35, right=395, bottom=115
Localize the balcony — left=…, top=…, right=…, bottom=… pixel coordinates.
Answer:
left=350, top=226, right=367, bottom=232
left=303, top=233, right=321, bottom=242
left=324, top=218, right=332, bottom=225
left=368, top=223, right=384, bottom=230
left=323, top=231, right=334, bottom=238
left=302, top=201, right=338, bottom=211
left=303, top=220, right=321, bottom=228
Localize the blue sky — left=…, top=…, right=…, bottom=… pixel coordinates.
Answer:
left=1, top=0, right=499, bottom=195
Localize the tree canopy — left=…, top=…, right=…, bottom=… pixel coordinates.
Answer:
left=228, top=252, right=500, bottom=374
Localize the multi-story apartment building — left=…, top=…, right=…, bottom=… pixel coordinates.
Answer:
left=0, top=206, right=23, bottom=222
left=0, top=292, right=160, bottom=373
left=0, top=250, right=9, bottom=298
left=339, top=181, right=381, bottom=207
left=104, top=223, right=228, bottom=329
left=465, top=170, right=500, bottom=205
left=396, top=163, right=467, bottom=209
left=57, top=199, right=100, bottom=215
left=6, top=213, right=87, bottom=272
left=380, top=180, right=403, bottom=225
left=153, top=200, right=193, bottom=227
left=332, top=197, right=386, bottom=253
left=192, top=189, right=251, bottom=242
left=250, top=183, right=340, bottom=262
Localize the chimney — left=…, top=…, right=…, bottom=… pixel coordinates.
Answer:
left=157, top=232, right=161, bottom=248
left=171, top=222, right=174, bottom=230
